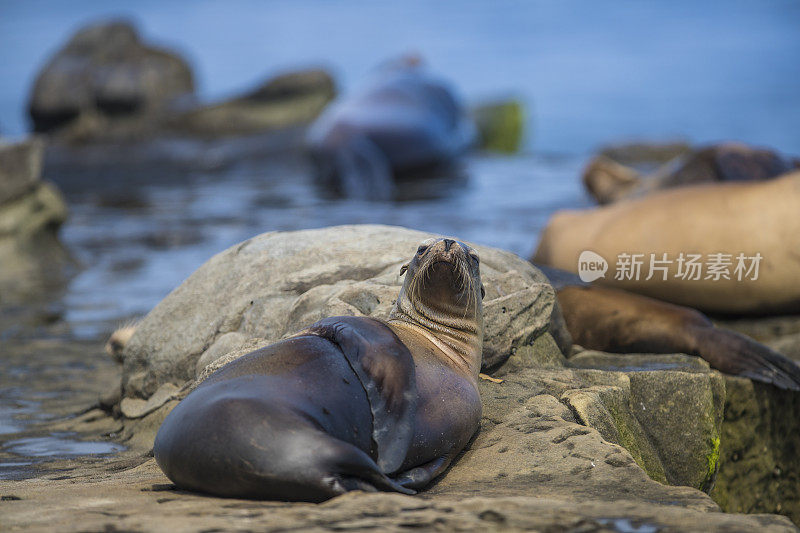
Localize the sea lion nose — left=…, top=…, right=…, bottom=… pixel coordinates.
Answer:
left=443, top=239, right=454, bottom=252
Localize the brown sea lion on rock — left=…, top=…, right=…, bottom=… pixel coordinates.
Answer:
left=153, top=237, right=484, bottom=501
left=306, top=57, right=476, bottom=200
left=534, top=171, right=800, bottom=315
left=584, top=142, right=798, bottom=204
left=538, top=265, right=800, bottom=391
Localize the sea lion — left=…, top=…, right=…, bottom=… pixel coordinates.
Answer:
left=538, top=266, right=800, bottom=390
left=306, top=56, right=476, bottom=200
left=534, top=170, right=800, bottom=315
left=153, top=237, right=484, bottom=501
left=583, top=142, right=799, bottom=204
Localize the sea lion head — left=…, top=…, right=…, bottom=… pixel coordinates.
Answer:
left=389, top=237, right=484, bottom=373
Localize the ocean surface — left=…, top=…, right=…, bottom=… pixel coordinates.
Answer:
left=2, top=1, right=799, bottom=153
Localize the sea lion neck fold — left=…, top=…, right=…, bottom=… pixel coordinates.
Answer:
left=388, top=237, right=484, bottom=375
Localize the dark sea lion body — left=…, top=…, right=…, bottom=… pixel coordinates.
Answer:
left=306, top=60, right=475, bottom=199
left=154, top=322, right=412, bottom=501
left=538, top=265, right=800, bottom=391
left=154, top=238, right=484, bottom=500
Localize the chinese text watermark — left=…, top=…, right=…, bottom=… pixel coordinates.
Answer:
left=578, top=251, right=762, bottom=282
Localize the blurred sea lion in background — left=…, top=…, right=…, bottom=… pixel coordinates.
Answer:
left=534, top=171, right=800, bottom=315
left=306, top=55, right=476, bottom=200
left=583, top=142, right=799, bottom=204
left=538, top=266, right=800, bottom=391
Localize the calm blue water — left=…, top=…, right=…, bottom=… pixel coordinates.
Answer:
left=1, top=1, right=799, bottom=154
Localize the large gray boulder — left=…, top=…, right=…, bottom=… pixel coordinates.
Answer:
left=28, top=20, right=194, bottom=136
left=121, top=225, right=555, bottom=400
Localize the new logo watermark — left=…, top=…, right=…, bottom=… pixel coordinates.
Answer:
left=578, top=250, right=608, bottom=282
left=578, top=251, right=762, bottom=282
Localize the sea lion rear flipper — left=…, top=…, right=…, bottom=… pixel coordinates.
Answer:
left=393, top=455, right=452, bottom=490
left=692, top=326, right=800, bottom=391
left=302, top=316, right=418, bottom=474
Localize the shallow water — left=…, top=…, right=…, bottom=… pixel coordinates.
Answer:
left=4, top=433, right=125, bottom=458
left=55, top=148, right=590, bottom=338
left=0, top=434, right=125, bottom=480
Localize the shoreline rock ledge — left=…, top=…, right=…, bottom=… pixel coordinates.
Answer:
left=85, top=224, right=797, bottom=531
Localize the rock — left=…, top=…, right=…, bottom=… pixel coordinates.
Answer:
left=2, top=460, right=796, bottom=532
left=599, top=141, right=693, bottom=168
left=584, top=142, right=797, bottom=204
left=769, top=333, right=800, bottom=363
left=194, top=331, right=249, bottom=375
left=28, top=20, right=194, bottom=137
left=563, top=352, right=724, bottom=491
left=0, top=138, right=71, bottom=301
left=716, top=314, right=800, bottom=346
left=0, top=138, right=44, bottom=204
left=240, top=69, right=335, bottom=102
left=712, top=376, right=800, bottom=521
left=169, top=68, right=335, bottom=137
left=121, top=225, right=554, bottom=400
left=119, top=382, right=181, bottom=419
left=471, top=99, right=525, bottom=154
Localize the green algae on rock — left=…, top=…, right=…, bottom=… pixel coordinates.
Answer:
left=472, top=100, right=525, bottom=154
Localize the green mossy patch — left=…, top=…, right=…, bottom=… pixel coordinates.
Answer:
left=472, top=100, right=525, bottom=154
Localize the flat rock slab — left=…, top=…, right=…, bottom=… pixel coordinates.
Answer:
left=1, top=457, right=795, bottom=532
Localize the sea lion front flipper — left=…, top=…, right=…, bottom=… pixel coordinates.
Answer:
left=302, top=316, right=418, bottom=473
left=691, top=326, right=800, bottom=391
left=393, top=455, right=452, bottom=490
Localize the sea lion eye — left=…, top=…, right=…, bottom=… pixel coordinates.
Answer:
left=417, top=245, right=428, bottom=255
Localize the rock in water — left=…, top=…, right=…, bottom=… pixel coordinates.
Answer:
left=0, top=138, right=71, bottom=300
left=27, top=20, right=194, bottom=136
left=169, top=68, right=335, bottom=137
